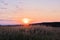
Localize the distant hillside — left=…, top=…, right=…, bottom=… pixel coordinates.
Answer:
left=0, top=22, right=60, bottom=27
left=31, top=22, right=60, bottom=27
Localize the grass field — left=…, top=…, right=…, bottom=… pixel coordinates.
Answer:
left=0, top=25, right=60, bottom=40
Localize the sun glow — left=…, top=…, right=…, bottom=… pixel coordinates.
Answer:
left=20, top=18, right=33, bottom=28
left=22, top=18, right=31, bottom=24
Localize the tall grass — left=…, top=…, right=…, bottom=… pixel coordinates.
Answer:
left=0, top=25, right=60, bottom=40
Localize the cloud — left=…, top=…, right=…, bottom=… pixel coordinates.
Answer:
left=0, top=19, right=20, bottom=25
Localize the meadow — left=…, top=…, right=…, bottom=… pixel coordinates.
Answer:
left=0, top=25, right=60, bottom=40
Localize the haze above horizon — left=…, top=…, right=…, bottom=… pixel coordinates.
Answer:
left=0, top=0, right=60, bottom=24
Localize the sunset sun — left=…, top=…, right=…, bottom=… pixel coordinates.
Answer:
left=22, top=18, right=31, bottom=24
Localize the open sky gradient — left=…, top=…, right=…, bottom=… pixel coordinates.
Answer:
left=0, top=0, right=60, bottom=24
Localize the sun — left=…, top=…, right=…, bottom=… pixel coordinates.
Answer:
left=22, top=18, right=30, bottom=24
left=21, top=18, right=32, bottom=28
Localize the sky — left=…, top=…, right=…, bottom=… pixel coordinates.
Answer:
left=0, top=0, right=60, bottom=24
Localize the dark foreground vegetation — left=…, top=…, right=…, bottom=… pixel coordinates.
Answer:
left=0, top=25, right=60, bottom=40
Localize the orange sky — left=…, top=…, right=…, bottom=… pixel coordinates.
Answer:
left=0, top=0, right=60, bottom=24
